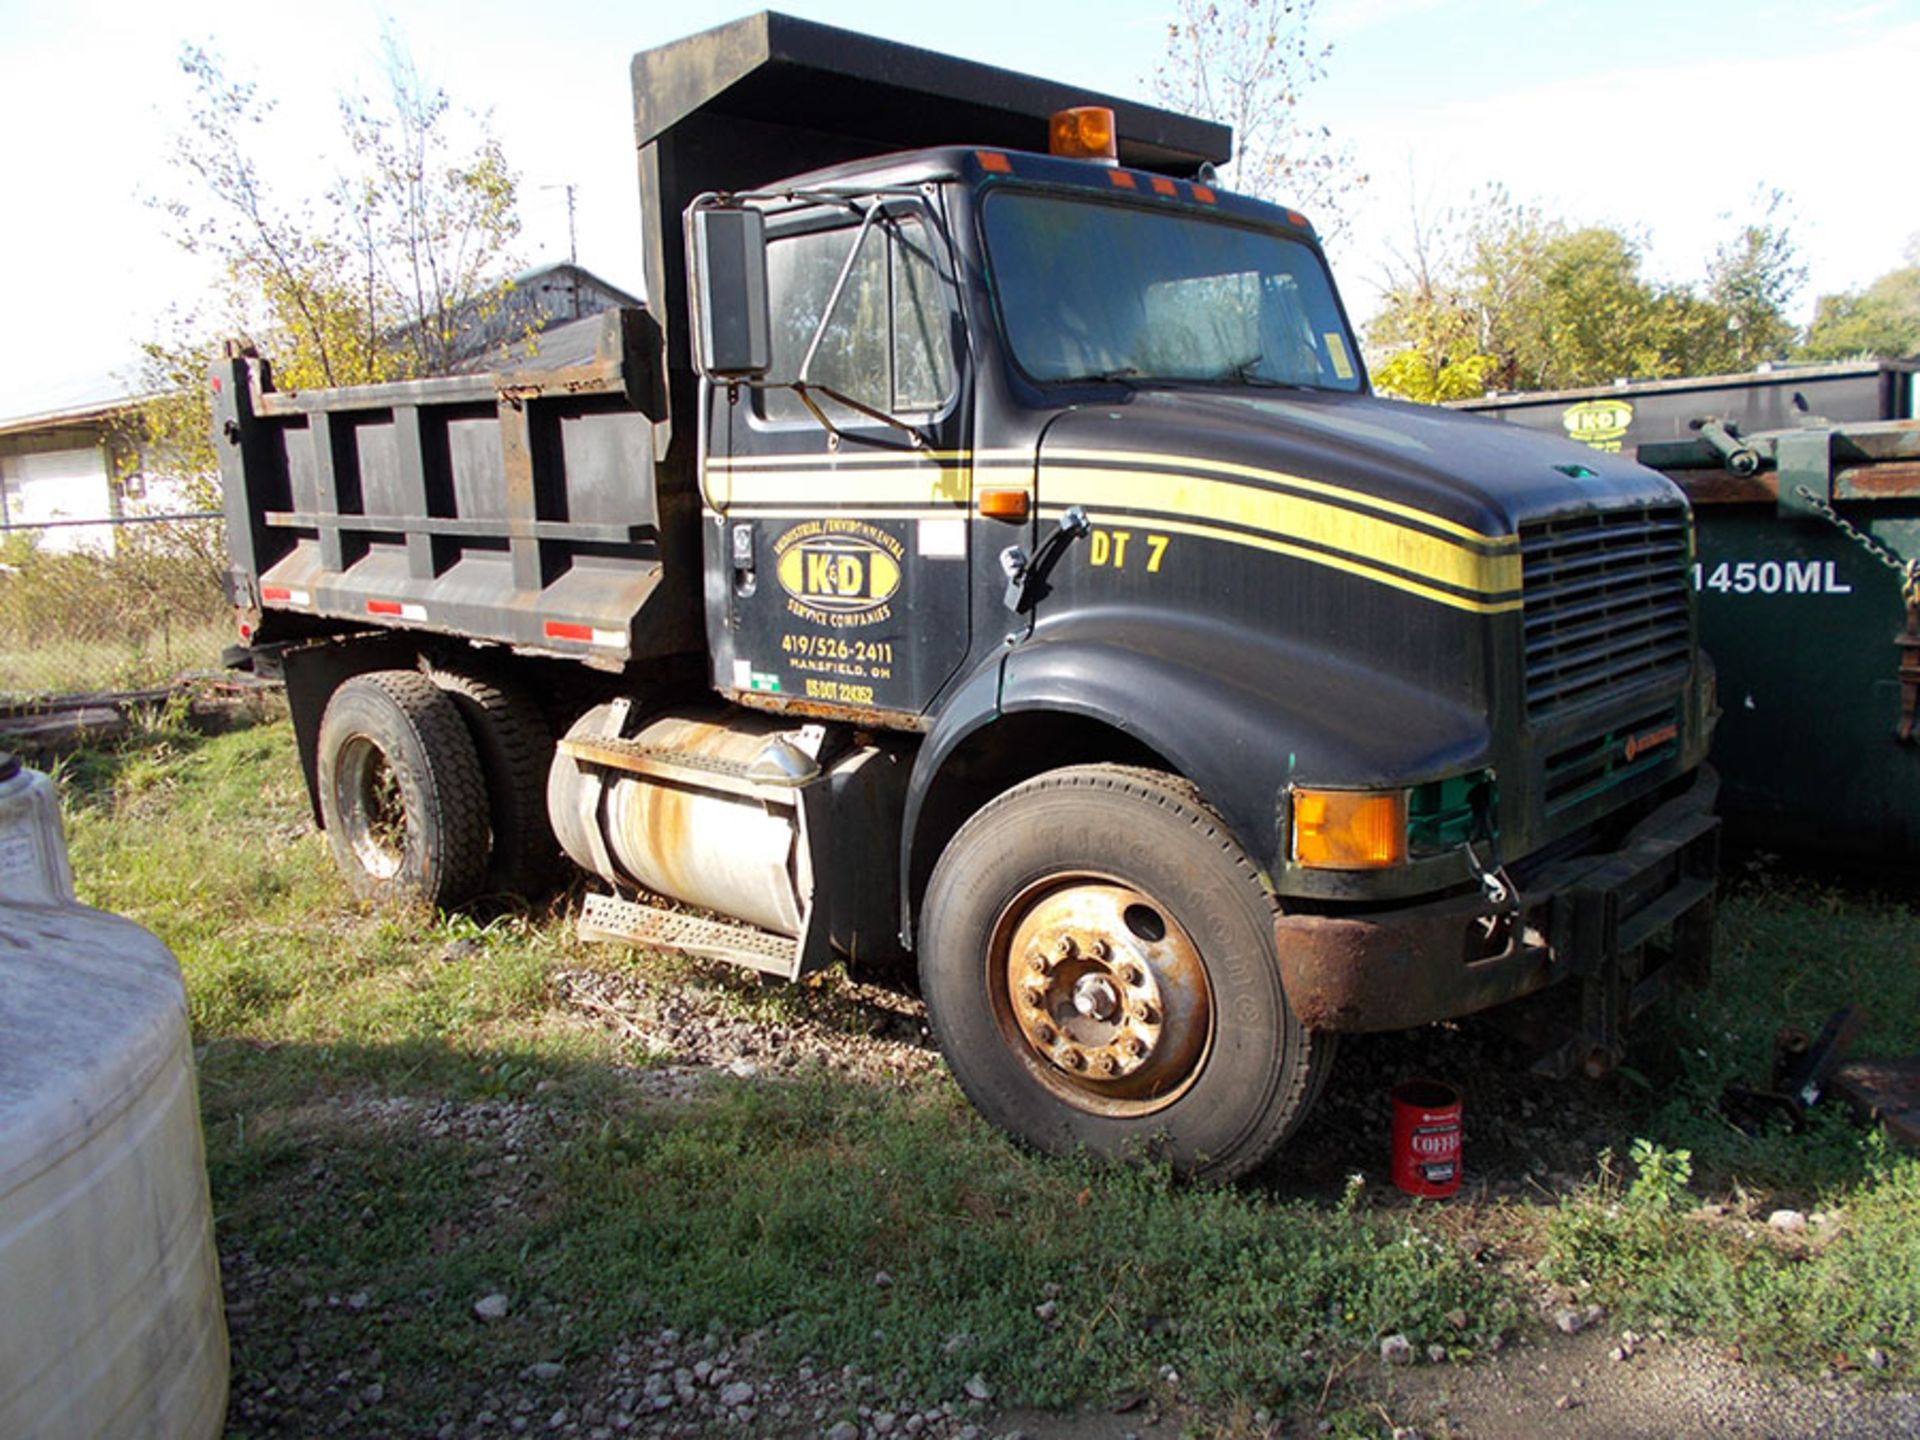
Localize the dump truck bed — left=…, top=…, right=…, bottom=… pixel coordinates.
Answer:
left=213, top=308, right=698, bottom=666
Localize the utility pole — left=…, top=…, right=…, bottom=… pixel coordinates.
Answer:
left=541, top=182, right=579, bottom=267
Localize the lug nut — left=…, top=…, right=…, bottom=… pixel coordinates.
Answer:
left=1128, top=1036, right=1149, bottom=1058
left=1024, top=986, right=1048, bottom=1010
left=1028, top=952, right=1049, bottom=974
left=1064, top=1048, right=1087, bottom=1070
left=1053, top=936, right=1079, bottom=963
left=1120, top=964, right=1144, bottom=987
left=1090, top=938, right=1111, bottom=961
left=1097, top=1054, right=1121, bottom=1077
left=1035, top=1023, right=1056, bottom=1045
left=1136, top=1002, right=1160, bottom=1026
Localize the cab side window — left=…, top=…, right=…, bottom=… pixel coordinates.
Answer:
left=761, top=213, right=955, bottom=423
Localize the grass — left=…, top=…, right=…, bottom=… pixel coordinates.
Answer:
left=45, top=715, right=1920, bottom=1433
left=1536, top=864, right=1920, bottom=1375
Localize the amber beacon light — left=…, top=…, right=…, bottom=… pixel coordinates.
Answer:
left=1049, top=106, right=1117, bottom=162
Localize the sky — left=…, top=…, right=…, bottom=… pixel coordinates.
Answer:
left=2, top=0, right=1916, bottom=417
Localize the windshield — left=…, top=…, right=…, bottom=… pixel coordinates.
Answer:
left=981, top=190, right=1362, bottom=391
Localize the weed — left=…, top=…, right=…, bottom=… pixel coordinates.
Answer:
left=1546, top=1135, right=1920, bottom=1377
left=1625, top=1138, right=1694, bottom=1210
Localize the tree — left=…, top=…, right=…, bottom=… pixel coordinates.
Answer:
left=336, top=34, right=520, bottom=377
left=1153, top=0, right=1365, bottom=240
left=1800, top=241, right=1920, bottom=360
left=1700, top=189, right=1805, bottom=372
left=134, top=38, right=522, bottom=485
left=1512, top=226, right=1683, bottom=389
left=1368, top=190, right=1805, bottom=400
left=1362, top=192, right=1502, bottom=403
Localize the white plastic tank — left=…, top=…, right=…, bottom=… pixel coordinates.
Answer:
left=0, top=751, right=229, bottom=1438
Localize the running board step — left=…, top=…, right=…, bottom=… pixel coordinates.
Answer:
left=577, top=891, right=815, bottom=981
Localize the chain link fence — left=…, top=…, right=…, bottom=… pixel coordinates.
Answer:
left=0, top=513, right=232, bottom=702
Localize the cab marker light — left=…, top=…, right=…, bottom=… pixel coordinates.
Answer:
left=975, top=150, right=1013, bottom=173
left=1149, top=175, right=1178, bottom=197
left=977, top=488, right=1031, bottom=521
left=1107, top=170, right=1138, bottom=190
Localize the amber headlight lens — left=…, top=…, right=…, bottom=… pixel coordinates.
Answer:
left=1291, top=788, right=1408, bottom=869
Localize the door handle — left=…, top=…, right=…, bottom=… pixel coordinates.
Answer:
left=732, top=522, right=756, bottom=597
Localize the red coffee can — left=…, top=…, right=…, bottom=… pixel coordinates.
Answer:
left=1391, top=1079, right=1462, bottom=1198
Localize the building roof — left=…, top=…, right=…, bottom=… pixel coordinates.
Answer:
left=507, top=261, right=643, bottom=305
left=0, top=393, right=152, bottom=441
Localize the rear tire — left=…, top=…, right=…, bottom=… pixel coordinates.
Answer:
left=919, top=764, right=1332, bottom=1181
left=427, top=666, right=563, bottom=898
left=316, top=671, right=489, bottom=909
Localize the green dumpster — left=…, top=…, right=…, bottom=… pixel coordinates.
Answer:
left=1641, top=421, right=1920, bottom=864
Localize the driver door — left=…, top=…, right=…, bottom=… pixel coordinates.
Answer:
left=703, top=200, right=970, bottom=723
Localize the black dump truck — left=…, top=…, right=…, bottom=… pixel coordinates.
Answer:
left=216, top=13, right=1719, bottom=1178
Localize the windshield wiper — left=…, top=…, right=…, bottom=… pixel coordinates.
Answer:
left=1208, top=351, right=1295, bottom=387
left=1201, top=354, right=1300, bottom=390
left=1060, top=366, right=1142, bottom=385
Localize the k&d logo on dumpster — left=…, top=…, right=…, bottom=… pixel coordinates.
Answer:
left=774, top=519, right=904, bottom=628
left=1561, top=399, right=1634, bottom=453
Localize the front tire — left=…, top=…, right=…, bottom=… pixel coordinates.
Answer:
left=919, top=764, right=1331, bottom=1181
left=316, top=670, right=490, bottom=909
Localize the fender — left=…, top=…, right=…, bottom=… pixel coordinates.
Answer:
left=899, top=649, right=1008, bottom=935
left=901, top=606, right=1493, bottom=933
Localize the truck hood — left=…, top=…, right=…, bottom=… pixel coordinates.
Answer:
left=1036, top=385, right=1685, bottom=539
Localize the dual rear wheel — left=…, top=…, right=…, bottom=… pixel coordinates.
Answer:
left=315, top=668, right=559, bottom=909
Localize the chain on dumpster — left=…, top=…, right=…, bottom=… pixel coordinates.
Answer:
left=1795, top=485, right=1920, bottom=744
left=1901, top=559, right=1920, bottom=744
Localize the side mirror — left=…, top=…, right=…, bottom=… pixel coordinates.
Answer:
left=688, top=204, right=770, bottom=380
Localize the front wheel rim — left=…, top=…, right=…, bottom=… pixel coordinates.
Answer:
left=988, top=877, right=1214, bottom=1117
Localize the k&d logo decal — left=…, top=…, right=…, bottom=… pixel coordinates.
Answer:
left=774, top=519, right=904, bottom=628
left=1561, top=399, right=1634, bottom=453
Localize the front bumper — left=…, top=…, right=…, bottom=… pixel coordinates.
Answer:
left=1275, top=768, right=1719, bottom=1035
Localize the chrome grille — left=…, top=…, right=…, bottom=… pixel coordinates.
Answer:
left=1522, top=505, right=1691, bottom=721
